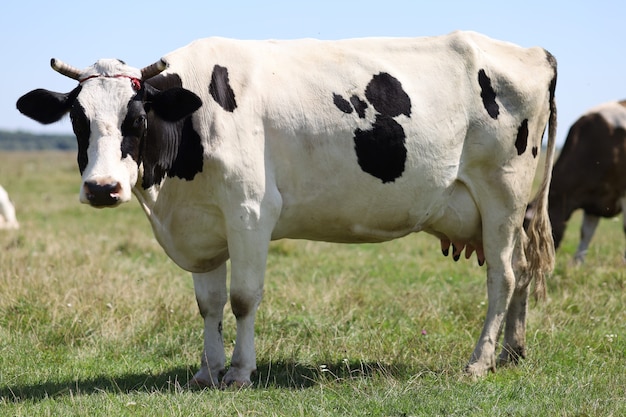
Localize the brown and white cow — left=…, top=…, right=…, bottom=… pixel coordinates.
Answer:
left=17, top=31, right=557, bottom=387
left=545, top=100, right=626, bottom=263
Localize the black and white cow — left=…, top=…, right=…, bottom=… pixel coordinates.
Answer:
left=17, top=31, right=557, bottom=387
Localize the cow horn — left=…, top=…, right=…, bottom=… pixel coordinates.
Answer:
left=140, top=58, right=168, bottom=80
left=50, top=58, right=82, bottom=80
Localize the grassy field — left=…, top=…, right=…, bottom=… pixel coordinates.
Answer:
left=0, top=151, right=624, bottom=416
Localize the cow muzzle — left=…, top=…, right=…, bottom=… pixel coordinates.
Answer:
left=82, top=180, right=123, bottom=207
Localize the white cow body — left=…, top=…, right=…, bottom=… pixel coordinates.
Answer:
left=0, top=185, right=19, bottom=230
left=17, top=31, right=557, bottom=387
left=147, top=34, right=548, bottom=264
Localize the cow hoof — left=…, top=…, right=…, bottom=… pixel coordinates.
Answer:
left=222, top=368, right=255, bottom=389
left=221, top=379, right=253, bottom=390
left=187, top=368, right=223, bottom=389
left=464, top=361, right=495, bottom=377
left=497, top=346, right=526, bottom=366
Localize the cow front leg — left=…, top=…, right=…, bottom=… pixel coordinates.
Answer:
left=222, top=282, right=264, bottom=388
left=465, top=237, right=515, bottom=376
left=190, top=265, right=228, bottom=388
left=222, top=231, right=270, bottom=388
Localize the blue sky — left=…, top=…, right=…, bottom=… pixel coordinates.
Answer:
left=1, top=1, right=621, bottom=145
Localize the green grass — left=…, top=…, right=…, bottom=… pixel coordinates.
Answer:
left=0, top=152, right=624, bottom=416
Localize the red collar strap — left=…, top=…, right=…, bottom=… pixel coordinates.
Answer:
left=79, top=74, right=142, bottom=91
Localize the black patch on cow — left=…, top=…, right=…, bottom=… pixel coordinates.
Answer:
left=147, top=87, right=202, bottom=122
left=364, top=72, right=411, bottom=117
left=354, top=115, right=407, bottom=183
left=141, top=115, right=204, bottom=188
left=545, top=50, right=558, bottom=107
left=209, top=65, right=237, bottom=112
left=350, top=95, right=368, bottom=119
left=168, top=118, right=204, bottom=180
left=515, top=119, right=529, bottom=156
left=333, top=93, right=368, bottom=119
left=478, top=69, right=499, bottom=119
left=69, top=101, right=90, bottom=174
left=532, top=146, right=538, bottom=158
left=333, top=93, right=353, bottom=114
left=140, top=73, right=204, bottom=188
left=146, top=71, right=184, bottom=91
left=332, top=72, right=412, bottom=183
left=545, top=50, right=558, bottom=150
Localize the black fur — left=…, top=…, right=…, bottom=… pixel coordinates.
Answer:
left=364, top=72, right=411, bottom=118
left=478, top=69, right=499, bottom=119
left=70, top=102, right=90, bottom=174
left=354, top=115, right=407, bottom=184
left=141, top=75, right=203, bottom=187
left=515, top=119, right=529, bottom=156
left=333, top=93, right=353, bottom=114
left=17, top=86, right=81, bottom=124
left=209, top=65, right=237, bottom=112
left=332, top=72, right=412, bottom=183
left=350, top=95, right=368, bottom=119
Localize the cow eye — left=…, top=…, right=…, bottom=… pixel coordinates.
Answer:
left=134, top=115, right=146, bottom=129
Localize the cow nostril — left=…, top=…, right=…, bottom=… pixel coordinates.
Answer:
left=83, top=181, right=122, bottom=207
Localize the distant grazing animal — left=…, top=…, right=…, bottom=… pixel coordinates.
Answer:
left=527, top=100, right=626, bottom=263
left=16, top=31, right=557, bottom=388
left=0, top=185, right=19, bottom=230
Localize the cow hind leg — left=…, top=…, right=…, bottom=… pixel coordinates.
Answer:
left=574, top=212, right=600, bottom=263
left=189, top=265, right=228, bottom=388
left=497, top=284, right=529, bottom=365
left=465, top=213, right=517, bottom=376
left=497, top=234, right=532, bottom=366
left=465, top=264, right=515, bottom=376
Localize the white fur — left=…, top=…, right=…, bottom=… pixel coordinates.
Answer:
left=77, top=59, right=141, bottom=205
left=0, top=185, right=19, bottom=230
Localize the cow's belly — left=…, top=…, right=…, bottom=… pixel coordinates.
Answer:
left=272, top=179, right=482, bottom=245
left=149, top=203, right=229, bottom=273
left=273, top=208, right=422, bottom=243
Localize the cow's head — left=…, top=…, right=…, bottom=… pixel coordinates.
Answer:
left=17, top=58, right=202, bottom=207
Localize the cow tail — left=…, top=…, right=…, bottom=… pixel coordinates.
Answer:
left=526, top=53, right=557, bottom=300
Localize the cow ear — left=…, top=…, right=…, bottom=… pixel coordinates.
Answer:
left=148, top=87, right=202, bottom=122
left=16, top=87, right=80, bottom=125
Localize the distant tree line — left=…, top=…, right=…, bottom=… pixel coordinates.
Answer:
left=0, top=130, right=76, bottom=151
